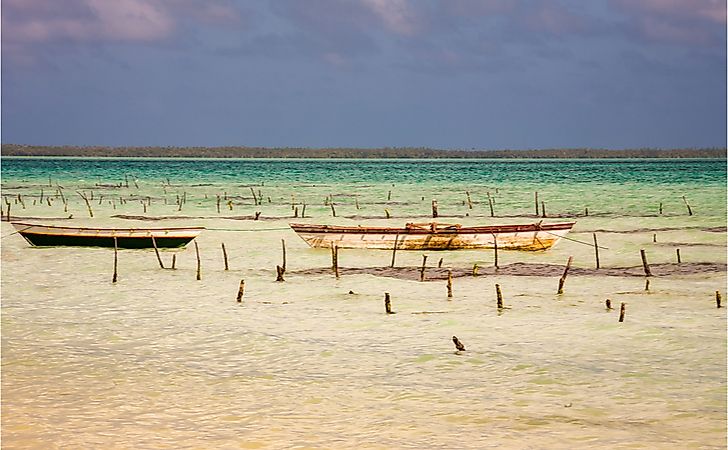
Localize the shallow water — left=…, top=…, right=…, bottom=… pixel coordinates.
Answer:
left=2, top=158, right=726, bottom=449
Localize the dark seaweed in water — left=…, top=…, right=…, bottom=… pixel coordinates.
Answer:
left=291, top=262, right=726, bottom=281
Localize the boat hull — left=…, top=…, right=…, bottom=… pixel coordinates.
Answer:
left=290, top=222, right=575, bottom=251
left=12, top=223, right=204, bottom=249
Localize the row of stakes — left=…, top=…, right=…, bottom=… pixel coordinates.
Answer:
left=1, top=181, right=697, bottom=220
left=108, top=235, right=723, bottom=316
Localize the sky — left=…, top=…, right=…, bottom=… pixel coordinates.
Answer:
left=2, top=0, right=726, bottom=149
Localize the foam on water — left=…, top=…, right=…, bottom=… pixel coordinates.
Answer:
left=2, top=158, right=726, bottom=448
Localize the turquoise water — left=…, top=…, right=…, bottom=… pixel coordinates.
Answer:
left=2, top=157, right=726, bottom=449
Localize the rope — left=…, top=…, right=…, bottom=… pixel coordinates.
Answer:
left=541, top=229, right=610, bottom=249
left=1, top=225, right=32, bottom=240
left=204, top=226, right=292, bottom=232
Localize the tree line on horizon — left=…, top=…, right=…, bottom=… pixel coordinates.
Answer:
left=1, top=144, right=725, bottom=159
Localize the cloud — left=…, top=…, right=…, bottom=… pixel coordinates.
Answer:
left=1, top=0, right=243, bottom=62
left=610, top=0, right=726, bottom=46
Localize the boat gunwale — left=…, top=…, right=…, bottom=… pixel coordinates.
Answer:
left=289, top=222, right=575, bottom=235
left=11, top=222, right=206, bottom=233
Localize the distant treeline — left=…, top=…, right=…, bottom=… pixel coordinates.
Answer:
left=2, top=144, right=725, bottom=159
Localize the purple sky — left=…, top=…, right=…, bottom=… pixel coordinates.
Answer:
left=2, top=0, right=726, bottom=149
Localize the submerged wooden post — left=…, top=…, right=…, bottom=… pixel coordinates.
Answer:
left=659, top=202, right=663, bottom=215
left=716, top=291, right=722, bottom=308
left=557, top=256, right=573, bottom=294
left=487, top=193, right=494, bottom=217
left=5, top=202, right=10, bottom=221
left=281, top=239, right=287, bottom=271
left=236, top=280, right=245, bottom=302
left=534, top=191, right=539, bottom=216
left=276, top=265, right=285, bottom=282
left=640, top=249, right=652, bottom=277
left=387, top=190, right=392, bottom=201
left=419, top=254, right=428, bottom=282
left=676, top=248, right=681, bottom=264
left=194, top=241, right=201, bottom=280
left=333, top=245, right=340, bottom=279
left=301, top=204, right=306, bottom=218
left=584, top=207, right=588, bottom=216
left=644, top=278, right=650, bottom=291
left=593, top=233, right=600, bottom=269
left=466, top=191, right=473, bottom=209
left=355, top=196, right=360, bottom=210
left=452, top=336, right=465, bottom=351
left=493, top=235, right=499, bottom=268
left=605, top=299, right=613, bottom=310
left=618, top=302, right=626, bottom=322
left=447, top=269, right=453, bottom=298
left=112, top=237, right=118, bottom=283
left=438, top=258, right=443, bottom=268
left=652, top=233, right=657, bottom=243
left=221, top=243, right=229, bottom=270
left=384, top=293, right=394, bottom=314
left=682, top=196, right=693, bottom=216
left=390, top=234, right=399, bottom=268
left=431, top=200, right=438, bottom=218
left=77, top=192, right=94, bottom=218
left=216, top=195, right=221, bottom=213
left=151, top=236, right=165, bottom=269
left=330, top=203, right=336, bottom=217
left=541, top=201, right=546, bottom=218
left=495, top=284, right=503, bottom=309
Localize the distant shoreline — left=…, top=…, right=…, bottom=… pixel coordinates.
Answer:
left=1, top=144, right=725, bottom=159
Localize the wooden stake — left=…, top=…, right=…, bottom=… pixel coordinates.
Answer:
left=682, top=196, right=693, bottom=216
left=221, top=243, right=229, bottom=270
left=447, top=269, right=453, bottom=298
left=431, top=200, right=438, bottom=218
left=254, top=212, right=261, bottom=220
left=605, top=299, right=613, bottom=310
left=466, top=191, right=473, bottom=209
left=676, top=248, right=681, bottom=264
left=77, top=191, right=94, bottom=218
left=716, top=291, right=722, bottom=308
left=236, top=280, right=245, bottom=302
left=151, top=236, right=165, bottom=269
left=330, top=203, right=336, bottom=217
left=355, top=196, right=360, bottom=210
left=281, top=239, right=287, bottom=271
left=659, top=202, right=663, bottom=215
left=294, top=207, right=299, bottom=218
left=112, top=236, right=118, bottom=283
left=332, top=245, right=339, bottom=279
left=541, top=201, right=546, bottom=218
left=593, top=233, right=600, bottom=269
left=384, top=209, right=390, bottom=219
left=452, top=336, right=465, bottom=351
left=387, top=190, right=392, bottom=201
left=493, top=235, right=499, bottom=268
left=557, top=256, right=573, bottom=294
left=384, top=293, right=394, bottom=314
left=171, top=254, right=176, bottom=269
left=487, top=193, right=494, bottom=217
left=535, top=191, right=539, bottom=216
left=276, top=265, right=285, bottom=282
left=495, top=284, right=503, bottom=309
left=194, top=241, right=201, bottom=280
left=640, top=249, right=652, bottom=277
left=301, top=204, right=306, bottom=218
left=438, top=257, right=443, bottom=268
left=419, top=254, right=428, bottom=282
left=644, top=278, right=650, bottom=291
left=390, top=234, right=399, bottom=268
left=618, top=302, right=626, bottom=322
left=652, top=233, right=657, bottom=243
left=216, top=195, right=221, bottom=213
left=472, top=264, right=479, bottom=276
left=250, top=187, right=258, bottom=205
left=584, top=207, right=588, bottom=216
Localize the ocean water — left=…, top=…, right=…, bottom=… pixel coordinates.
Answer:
left=1, top=158, right=726, bottom=449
